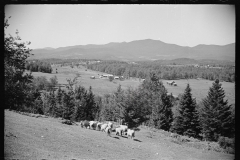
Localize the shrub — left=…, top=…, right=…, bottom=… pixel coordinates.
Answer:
left=218, top=136, right=234, bottom=149
left=109, top=76, right=114, bottom=82
left=225, top=147, right=235, bottom=154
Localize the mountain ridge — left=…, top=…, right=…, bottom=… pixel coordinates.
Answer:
left=29, top=39, right=235, bottom=61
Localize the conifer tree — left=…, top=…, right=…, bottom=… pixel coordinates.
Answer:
left=61, top=91, right=74, bottom=120
left=157, top=90, right=173, bottom=131
left=113, top=85, right=125, bottom=122
left=84, top=86, right=96, bottom=120
left=121, top=88, right=144, bottom=128
left=140, top=73, right=173, bottom=130
left=171, top=84, right=200, bottom=138
left=55, top=87, right=63, bottom=118
left=200, top=79, right=234, bottom=141
left=71, top=85, right=87, bottom=121
left=62, top=78, right=76, bottom=120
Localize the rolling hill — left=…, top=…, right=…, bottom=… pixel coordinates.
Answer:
left=29, top=39, right=235, bottom=61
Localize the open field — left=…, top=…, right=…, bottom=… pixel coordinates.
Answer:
left=5, top=110, right=234, bottom=160
left=28, top=65, right=141, bottom=96
left=161, top=79, right=235, bottom=105
left=28, top=65, right=235, bottom=105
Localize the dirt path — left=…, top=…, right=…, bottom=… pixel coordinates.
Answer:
left=4, top=110, right=234, bottom=160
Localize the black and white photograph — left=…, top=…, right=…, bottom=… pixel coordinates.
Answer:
left=5, top=4, right=235, bottom=160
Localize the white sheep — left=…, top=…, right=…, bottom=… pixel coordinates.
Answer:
left=105, top=126, right=112, bottom=136
left=96, top=122, right=103, bottom=131
left=115, top=127, right=124, bottom=136
left=108, top=122, right=113, bottom=128
left=79, top=121, right=84, bottom=128
left=119, top=125, right=128, bottom=135
left=89, top=121, right=98, bottom=130
left=101, top=123, right=108, bottom=132
left=127, top=129, right=135, bottom=139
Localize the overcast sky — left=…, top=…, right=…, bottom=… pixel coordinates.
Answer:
left=5, top=5, right=235, bottom=49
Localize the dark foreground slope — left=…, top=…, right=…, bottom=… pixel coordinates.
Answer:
left=5, top=110, right=234, bottom=160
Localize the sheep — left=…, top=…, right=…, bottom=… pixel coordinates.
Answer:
left=96, top=122, right=103, bottom=131
left=127, top=129, right=135, bottom=139
left=108, top=122, right=113, bottom=128
left=80, top=121, right=84, bottom=128
left=119, top=125, right=128, bottom=135
left=115, top=127, right=124, bottom=136
left=105, top=126, right=112, bottom=136
left=170, top=133, right=180, bottom=138
left=101, top=123, right=108, bottom=132
left=89, top=121, right=98, bottom=130
left=82, top=120, right=90, bottom=129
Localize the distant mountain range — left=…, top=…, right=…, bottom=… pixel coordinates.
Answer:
left=29, top=39, right=235, bottom=62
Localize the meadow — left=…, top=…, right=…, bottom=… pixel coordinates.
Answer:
left=29, top=65, right=235, bottom=105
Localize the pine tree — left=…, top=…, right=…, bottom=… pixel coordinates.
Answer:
left=55, top=87, right=64, bottom=118
left=122, top=88, right=144, bottom=128
left=200, top=79, right=234, bottom=141
left=113, top=85, right=125, bottom=122
left=84, top=86, right=96, bottom=120
left=140, top=73, right=173, bottom=131
left=171, top=84, right=200, bottom=138
left=62, top=90, right=75, bottom=120
left=158, top=90, right=173, bottom=131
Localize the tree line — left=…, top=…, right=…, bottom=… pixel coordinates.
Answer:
left=25, top=60, right=52, bottom=73
left=87, top=60, right=235, bottom=82
left=4, top=18, right=234, bottom=153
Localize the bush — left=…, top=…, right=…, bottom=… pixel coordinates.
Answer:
left=109, top=76, right=114, bottom=82
left=225, top=147, right=235, bottom=154
left=218, top=136, right=234, bottom=149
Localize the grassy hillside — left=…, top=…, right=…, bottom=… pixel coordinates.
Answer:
left=28, top=65, right=235, bottom=105
left=5, top=110, right=234, bottom=160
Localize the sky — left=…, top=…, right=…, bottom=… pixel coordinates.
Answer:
left=5, top=5, right=235, bottom=49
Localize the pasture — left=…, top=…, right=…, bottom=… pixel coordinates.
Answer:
left=5, top=110, right=234, bottom=160
left=29, top=65, right=235, bottom=105
left=162, top=79, right=235, bottom=105
left=29, top=65, right=141, bottom=96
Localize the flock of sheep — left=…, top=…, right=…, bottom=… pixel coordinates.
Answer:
left=79, top=120, right=135, bottom=139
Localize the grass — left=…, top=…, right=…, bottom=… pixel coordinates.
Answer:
left=5, top=110, right=234, bottom=160
left=28, top=65, right=235, bottom=105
